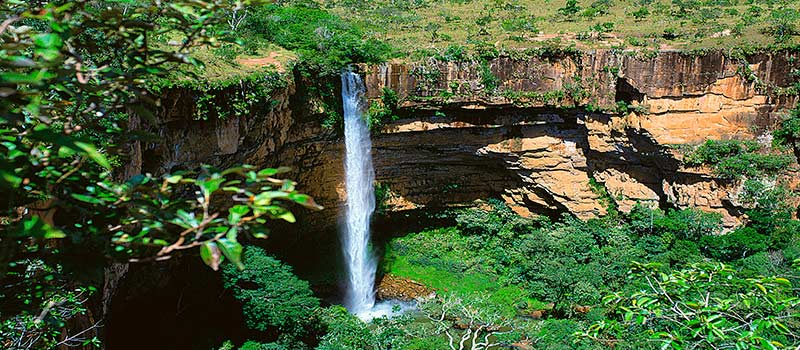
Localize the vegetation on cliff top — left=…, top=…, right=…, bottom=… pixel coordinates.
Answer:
left=320, top=0, right=800, bottom=59
left=143, top=0, right=800, bottom=86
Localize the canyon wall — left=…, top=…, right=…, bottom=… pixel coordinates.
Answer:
left=140, top=50, right=800, bottom=232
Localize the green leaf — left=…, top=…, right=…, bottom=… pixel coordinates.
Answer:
left=200, top=242, right=224, bottom=271
left=288, top=193, right=323, bottom=210
left=228, top=205, right=249, bottom=224
left=0, top=70, right=57, bottom=84
left=197, top=177, right=225, bottom=197
left=276, top=210, right=296, bottom=223
left=165, top=175, right=183, bottom=184
left=71, top=193, right=103, bottom=204
left=217, top=238, right=244, bottom=270
left=257, top=168, right=280, bottom=177
left=252, top=191, right=290, bottom=206
left=15, top=216, right=66, bottom=239
left=73, top=141, right=111, bottom=170
left=256, top=167, right=290, bottom=177
left=0, top=169, right=23, bottom=188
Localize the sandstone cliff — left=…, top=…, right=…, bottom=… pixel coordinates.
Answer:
left=137, top=50, right=800, bottom=232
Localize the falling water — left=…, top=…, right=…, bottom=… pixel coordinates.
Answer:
left=341, top=71, right=377, bottom=317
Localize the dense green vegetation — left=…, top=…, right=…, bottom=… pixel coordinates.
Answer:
left=684, top=139, right=794, bottom=179
left=380, top=196, right=799, bottom=349
left=209, top=190, right=798, bottom=349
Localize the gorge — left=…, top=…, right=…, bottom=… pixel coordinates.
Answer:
left=3, top=1, right=800, bottom=348
left=98, top=50, right=800, bottom=348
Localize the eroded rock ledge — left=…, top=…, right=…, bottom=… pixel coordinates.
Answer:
left=138, top=50, right=799, bottom=232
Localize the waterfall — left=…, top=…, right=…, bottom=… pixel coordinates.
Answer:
left=341, top=71, right=377, bottom=317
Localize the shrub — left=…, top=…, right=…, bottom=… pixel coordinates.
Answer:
left=238, top=341, right=288, bottom=350
left=763, top=8, right=800, bottom=43
left=684, top=139, right=793, bottom=179
left=737, top=251, right=782, bottom=276
left=558, top=0, right=582, bottom=18
left=366, top=88, right=400, bottom=131
left=667, top=239, right=704, bottom=265
left=630, top=6, right=650, bottom=20
left=316, top=306, right=409, bottom=350
left=436, top=44, right=468, bottom=61
left=773, top=107, right=800, bottom=162
left=628, top=205, right=722, bottom=241
left=500, top=16, right=538, bottom=32
left=586, top=262, right=799, bottom=349
left=478, top=60, right=499, bottom=94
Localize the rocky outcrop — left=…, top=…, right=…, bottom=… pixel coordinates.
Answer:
left=359, top=50, right=799, bottom=227
left=138, top=50, right=799, bottom=232
left=376, top=274, right=434, bottom=301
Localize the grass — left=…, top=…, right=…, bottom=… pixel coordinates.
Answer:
left=383, top=227, right=550, bottom=317
left=161, top=43, right=296, bottom=86
left=146, top=28, right=297, bottom=86
left=386, top=253, right=501, bottom=294
left=319, top=0, right=800, bottom=59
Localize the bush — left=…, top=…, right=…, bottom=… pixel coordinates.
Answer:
left=737, top=251, right=782, bottom=276
left=684, top=139, right=756, bottom=166
left=667, top=239, right=704, bottom=265
left=536, top=320, right=609, bottom=350
left=435, top=44, right=468, bottom=61
left=763, top=8, right=800, bottom=43
left=478, top=60, right=499, bottom=93
left=630, top=7, right=650, bottom=20
left=586, top=262, right=799, bottom=349
left=222, top=246, right=319, bottom=336
left=366, top=88, right=400, bottom=131
left=238, top=341, right=287, bottom=350
left=558, top=0, right=582, bottom=18
left=316, top=306, right=409, bottom=350
left=684, top=139, right=793, bottom=179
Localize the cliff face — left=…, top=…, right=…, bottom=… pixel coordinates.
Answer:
left=140, top=50, right=799, bottom=231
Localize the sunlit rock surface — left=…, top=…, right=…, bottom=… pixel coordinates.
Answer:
left=136, top=50, right=799, bottom=231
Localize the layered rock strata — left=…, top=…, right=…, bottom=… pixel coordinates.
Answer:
left=138, top=50, right=800, bottom=231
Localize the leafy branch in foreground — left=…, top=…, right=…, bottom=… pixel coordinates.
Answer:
left=0, top=1, right=322, bottom=348
left=582, top=262, right=799, bottom=349
left=77, top=165, right=322, bottom=269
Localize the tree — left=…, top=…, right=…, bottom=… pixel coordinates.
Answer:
left=422, top=294, right=515, bottom=350
left=764, top=8, right=800, bottom=43
left=316, top=305, right=412, bottom=350
left=773, top=107, right=800, bottom=163
left=583, top=262, right=800, bottom=349
left=222, top=246, right=319, bottom=337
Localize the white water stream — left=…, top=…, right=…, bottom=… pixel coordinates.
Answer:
left=340, top=72, right=415, bottom=321
left=341, top=71, right=378, bottom=318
